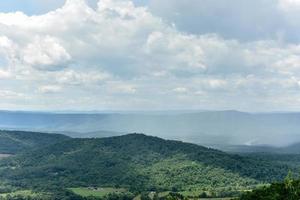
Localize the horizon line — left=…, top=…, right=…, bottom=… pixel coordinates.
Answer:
left=0, top=109, right=299, bottom=114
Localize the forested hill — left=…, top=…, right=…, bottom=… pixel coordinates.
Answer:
left=0, top=130, right=70, bottom=154
left=0, top=134, right=291, bottom=194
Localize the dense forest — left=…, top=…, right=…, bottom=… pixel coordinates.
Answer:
left=0, top=131, right=298, bottom=199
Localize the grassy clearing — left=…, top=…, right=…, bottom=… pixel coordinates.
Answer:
left=0, top=154, right=11, bottom=159
left=69, top=187, right=127, bottom=197
left=0, top=190, right=36, bottom=198
left=158, top=191, right=170, bottom=197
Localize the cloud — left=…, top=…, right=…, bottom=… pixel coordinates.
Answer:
left=173, top=87, right=188, bottom=93
left=22, top=36, right=71, bottom=71
left=107, top=82, right=137, bottom=94
left=0, top=69, right=12, bottom=79
left=147, top=0, right=300, bottom=43
left=56, top=70, right=111, bottom=85
left=279, top=0, right=300, bottom=10
left=0, top=0, right=299, bottom=111
left=38, top=85, right=62, bottom=94
left=0, top=90, right=26, bottom=99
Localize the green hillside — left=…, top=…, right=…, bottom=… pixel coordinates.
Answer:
left=0, top=134, right=292, bottom=198
left=0, top=130, right=70, bottom=154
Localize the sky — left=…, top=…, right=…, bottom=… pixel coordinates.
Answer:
left=0, top=0, right=300, bottom=111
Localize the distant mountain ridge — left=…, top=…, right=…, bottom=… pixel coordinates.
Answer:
left=0, top=110, right=300, bottom=146
left=214, top=143, right=300, bottom=154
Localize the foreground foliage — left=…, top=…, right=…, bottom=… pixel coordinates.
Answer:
left=239, top=173, right=300, bottom=200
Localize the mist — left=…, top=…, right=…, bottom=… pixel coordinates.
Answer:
left=0, top=110, right=300, bottom=147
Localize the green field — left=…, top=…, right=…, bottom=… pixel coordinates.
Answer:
left=70, top=187, right=127, bottom=198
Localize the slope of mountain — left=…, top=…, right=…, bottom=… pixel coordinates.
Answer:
left=0, top=134, right=291, bottom=196
left=0, top=110, right=300, bottom=146
left=0, top=130, right=70, bottom=154
left=280, top=143, right=300, bottom=154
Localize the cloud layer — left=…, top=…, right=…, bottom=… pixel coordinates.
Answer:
left=0, top=0, right=300, bottom=111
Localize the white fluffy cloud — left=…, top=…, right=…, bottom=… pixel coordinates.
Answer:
left=0, top=0, right=300, bottom=111
left=22, top=36, right=71, bottom=71
left=0, top=90, right=22, bottom=98
left=279, top=0, right=300, bottom=10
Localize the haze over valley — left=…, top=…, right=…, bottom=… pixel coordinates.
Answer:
left=0, top=110, right=300, bottom=147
